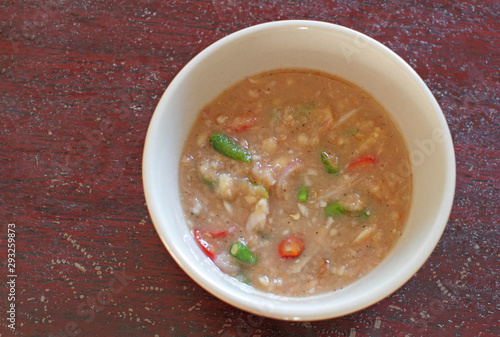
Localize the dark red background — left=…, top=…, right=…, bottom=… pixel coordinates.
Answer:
left=1, top=0, right=498, bottom=336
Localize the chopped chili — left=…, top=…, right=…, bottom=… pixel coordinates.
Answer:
left=346, top=155, right=376, bottom=171
left=279, top=235, right=305, bottom=258
left=194, top=229, right=216, bottom=260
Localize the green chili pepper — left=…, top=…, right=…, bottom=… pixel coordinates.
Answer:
left=325, top=203, right=371, bottom=218
left=358, top=209, right=371, bottom=220
left=210, top=133, right=252, bottom=163
left=251, top=182, right=269, bottom=199
left=324, top=202, right=347, bottom=217
left=320, top=151, right=339, bottom=174
left=293, top=104, right=315, bottom=116
left=198, top=174, right=214, bottom=187
left=236, top=271, right=252, bottom=285
left=298, top=186, right=308, bottom=202
left=230, top=242, right=258, bottom=265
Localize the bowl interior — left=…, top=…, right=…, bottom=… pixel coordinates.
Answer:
left=143, top=20, right=455, bottom=320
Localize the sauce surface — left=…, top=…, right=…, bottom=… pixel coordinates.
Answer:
left=179, top=69, right=412, bottom=296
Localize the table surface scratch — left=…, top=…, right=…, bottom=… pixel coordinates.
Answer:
left=0, top=0, right=499, bottom=336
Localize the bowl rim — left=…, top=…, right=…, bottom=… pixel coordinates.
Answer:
left=143, top=19, right=456, bottom=321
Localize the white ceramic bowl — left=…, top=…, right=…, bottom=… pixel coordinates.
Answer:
left=143, top=20, right=456, bottom=321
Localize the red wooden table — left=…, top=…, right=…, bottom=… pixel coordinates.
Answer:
left=1, top=0, right=498, bottom=336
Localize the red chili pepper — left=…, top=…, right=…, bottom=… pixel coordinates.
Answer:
left=346, top=155, right=377, bottom=171
left=205, top=230, right=229, bottom=238
left=279, top=235, right=305, bottom=258
left=194, top=228, right=234, bottom=259
left=228, top=114, right=258, bottom=132
left=194, top=229, right=216, bottom=260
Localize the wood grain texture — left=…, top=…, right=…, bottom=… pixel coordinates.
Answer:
left=0, top=0, right=498, bottom=336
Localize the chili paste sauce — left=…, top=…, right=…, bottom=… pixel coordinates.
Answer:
left=179, top=69, right=412, bottom=296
